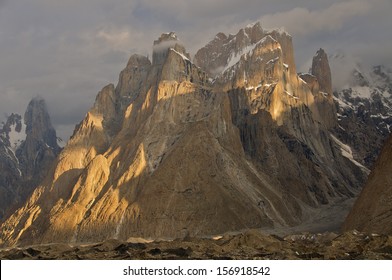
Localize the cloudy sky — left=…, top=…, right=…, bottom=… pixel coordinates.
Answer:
left=1, top=0, right=391, bottom=140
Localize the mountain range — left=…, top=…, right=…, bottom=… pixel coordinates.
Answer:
left=0, top=22, right=390, bottom=247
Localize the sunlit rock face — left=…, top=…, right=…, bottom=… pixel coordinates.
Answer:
left=0, top=98, right=61, bottom=221
left=343, top=134, right=392, bottom=234
left=1, top=23, right=369, bottom=247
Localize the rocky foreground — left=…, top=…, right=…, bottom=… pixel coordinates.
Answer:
left=1, top=230, right=392, bottom=260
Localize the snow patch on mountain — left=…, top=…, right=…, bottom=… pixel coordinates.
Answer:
left=223, top=43, right=256, bottom=73
left=170, top=48, right=190, bottom=62
left=330, top=134, right=369, bottom=173
left=8, top=121, right=26, bottom=152
left=222, top=35, right=279, bottom=76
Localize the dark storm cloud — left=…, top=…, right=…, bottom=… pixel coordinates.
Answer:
left=0, top=0, right=391, bottom=140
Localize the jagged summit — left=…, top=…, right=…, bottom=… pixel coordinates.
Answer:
left=194, top=22, right=295, bottom=78
left=153, top=32, right=190, bottom=65
left=194, top=22, right=265, bottom=76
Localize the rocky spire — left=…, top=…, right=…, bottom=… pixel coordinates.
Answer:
left=23, top=97, right=58, bottom=148
left=16, top=97, right=61, bottom=181
left=311, top=48, right=333, bottom=97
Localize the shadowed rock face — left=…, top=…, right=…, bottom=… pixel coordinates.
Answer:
left=0, top=98, right=61, bottom=221
left=343, top=134, right=392, bottom=234
left=0, top=23, right=369, bottom=247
